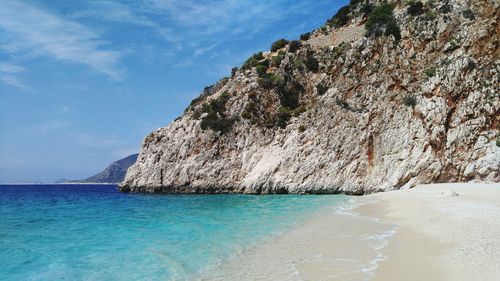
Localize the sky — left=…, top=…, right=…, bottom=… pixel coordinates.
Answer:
left=0, top=0, right=348, bottom=183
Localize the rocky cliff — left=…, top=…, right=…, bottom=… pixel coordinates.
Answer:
left=121, top=0, right=499, bottom=194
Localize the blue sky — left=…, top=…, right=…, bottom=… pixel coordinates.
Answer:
left=0, top=0, right=347, bottom=183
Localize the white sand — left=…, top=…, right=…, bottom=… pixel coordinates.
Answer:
left=202, top=183, right=500, bottom=280
left=369, top=183, right=500, bottom=281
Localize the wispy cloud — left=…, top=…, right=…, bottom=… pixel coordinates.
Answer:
left=70, top=0, right=178, bottom=44
left=0, top=62, right=29, bottom=90
left=0, top=75, right=29, bottom=91
left=72, top=1, right=156, bottom=27
left=76, top=0, right=333, bottom=60
left=26, top=119, right=72, bottom=135
left=0, top=0, right=124, bottom=80
left=143, top=0, right=283, bottom=49
left=0, top=63, right=25, bottom=74
left=72, top=132, right=125, bottom=148
left=145, top=0, right=331, bottom=37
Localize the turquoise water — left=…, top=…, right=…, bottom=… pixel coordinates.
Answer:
left=0, top=184, right=345, bottom=280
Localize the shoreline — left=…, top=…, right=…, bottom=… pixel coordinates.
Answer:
left=203, top=183, right=500, bottom=280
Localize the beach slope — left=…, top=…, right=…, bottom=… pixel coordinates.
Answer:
left=370, top=183, right=500, bottom=281
left=205, top=183, right=500, bottom=280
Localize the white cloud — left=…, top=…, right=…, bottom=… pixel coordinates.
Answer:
left=70, top=0, right=178, bottom=43
left=0, top=62, right=29, bottom=90
left=26, top=119, right=72, bottom=135
left=0, top=0, right=124, bottom=80
left=0, top=75, right=29, bottom=91
left=0, top=63, right=25, bottom=74
left=36, top=0, right=336, bottom=67
left=145, top=0, right=279, bottom=39
left=72, top=132, right=125, bottom=148
left=140, top=0, right=335, bottom=58
left=72, top=1, right=155, bottom=27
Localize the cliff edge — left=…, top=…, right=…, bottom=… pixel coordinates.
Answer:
left=121, top=0, right=499, bottom=194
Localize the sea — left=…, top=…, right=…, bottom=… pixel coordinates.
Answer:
left=0, top=184, right=348, bottom=281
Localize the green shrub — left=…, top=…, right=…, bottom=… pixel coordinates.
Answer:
left=466, top=60, right=476, bottom=72
left=292, top=58, right=304, bottom=71
left=242, top=52, right=264, bottom=70
left=278, top=81, right=303, bottom=109
left=256, top=64, right=267, bottom=77
left=462, top=9, right=475, bottom=20
left=241, top=111, right=251, bottom=120
left=385, top=21, right=401, bottom=41
left=327, top=5, right=351, bottom=27
left=305, top=54, right=319, bottom=73
left=231, top=67, right=238, bottom=77
left=336, top=98, right=349, bottom=109
left=258, top=73, right=285, bottom=89
left=203, top=85, right=214, bottom=94
left=361, top=3, right=374, bottom=15
left=220, top=77, right=230, bottom=85
left=288, top=40, right=301, bottom=53
left=276, top=107, right=292, bottom=128
left=316, top=83, right=328, bottom=96
left=331, top=43, right=348, bottom=59
left=447, top=36, right=461, bottom=52
left=293, top=106, right=306, bottom=117
left=272, top=51, right=286, bottom=67
left=425, top=66, right=437, bottom=77
left=187, top=96, right=203, bottom=110
left=202, top=92, right=228, bottom=113
left=254, top=52, right=264, bottom=60
left=404, top=95, right=417, bottom=107
left=365, top=3, right=401, bottom=41
left=192, top=110, right=202, bottom=119
left=407, top=1, right=424, bottom=16
left=200, top=112, right=236, bottom=134
left=298, top=125, right=306, bottom=133
left=300, top=32, right=311, bottom=41
left=439, top=4, right=452, bottom=14
left=242, top=101, right=258, bottom=120
left=199, top=93, right=236, bottom=134
left=271, top=39, right=289, bottom=52
left=424, top=11, right=437, bottom=21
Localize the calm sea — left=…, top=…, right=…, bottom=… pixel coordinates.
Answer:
left=0, top=184, right=345, bottom=280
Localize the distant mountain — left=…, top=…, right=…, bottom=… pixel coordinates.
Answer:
left=57, top=154, right=138, bottom=184
left=83, top=154, right=139, bottom=183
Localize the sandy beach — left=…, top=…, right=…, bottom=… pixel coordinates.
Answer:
left=369, top=183, right=500, bottom=281
left=203, top=183, right=500, bottom=280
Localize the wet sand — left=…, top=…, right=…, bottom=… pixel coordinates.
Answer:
left=202, top=183, right=500, bottom=280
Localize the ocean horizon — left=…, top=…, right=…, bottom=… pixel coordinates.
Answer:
left=0, top=184, right=347, bottom=280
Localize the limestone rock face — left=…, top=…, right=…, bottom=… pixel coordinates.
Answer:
left=121, top=0, right=499, bottom=194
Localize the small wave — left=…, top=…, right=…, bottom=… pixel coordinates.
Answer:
left=333, top=197, right=399, bottom=281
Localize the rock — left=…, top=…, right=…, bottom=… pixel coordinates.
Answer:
left=120, top=0, right=499, bottom=194
left=439, top=190, right=460, bottom=197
